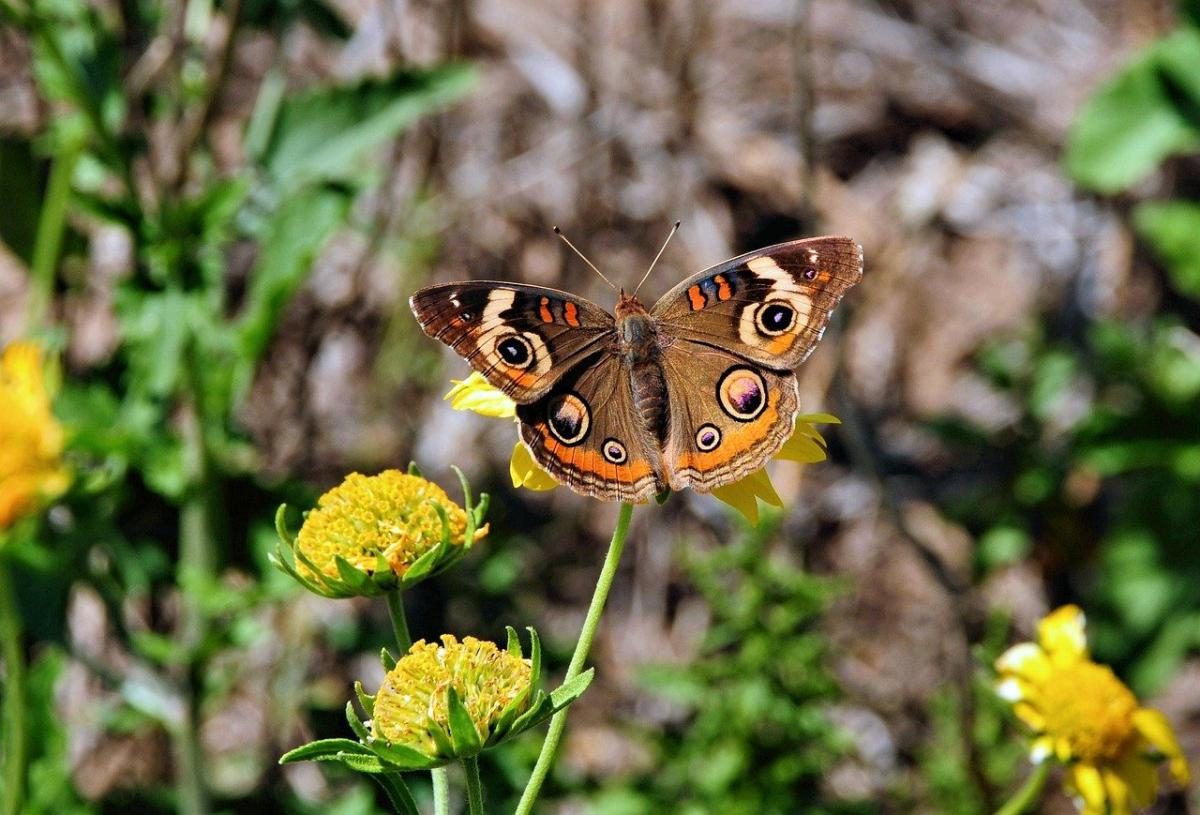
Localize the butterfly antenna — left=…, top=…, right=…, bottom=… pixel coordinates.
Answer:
left=554, top=227, right=618, bottom=292
left=633, top=220, right=681, bottom=296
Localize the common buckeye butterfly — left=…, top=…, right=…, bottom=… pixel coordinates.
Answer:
left=410, top=235, right=863, bottom=502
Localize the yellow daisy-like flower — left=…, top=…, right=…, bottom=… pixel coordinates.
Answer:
left=446, top=372, right=838, bottom=523
left=996, top=605, right=1191, bottom=814
left=274, top=468, right=488, bottom=597
left=372, top=634, right=533, bottom=756
left=0, top=341, right=70, bottom=531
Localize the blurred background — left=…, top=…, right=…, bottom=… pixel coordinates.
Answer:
left=2, top=0, right=1200, bottom=812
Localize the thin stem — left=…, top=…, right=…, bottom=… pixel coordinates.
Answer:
left=994, top=761, right=1051, bottom=815
left=431, top=767, right=450, bottom=815
left=27, top=146, right=78, bottom=330
left=463, top=756, right=484, bottom=815
left=0, top=558, right=28, bottom=815
left=515, top=502, right=634, bottom=815
left=385, top=590, right=412, bottom=655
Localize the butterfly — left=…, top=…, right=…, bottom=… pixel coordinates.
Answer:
left=409, top=236, right=863, bottom=503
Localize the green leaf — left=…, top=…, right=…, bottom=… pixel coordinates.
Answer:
left=367, top=740, right=440, bottom=770
left=259, top=65, right=475, bottom=190
left=446, top=686, right=483, bottom=755
left=1134, top=200, right=1200, bottom=298
left=1066, top=29, right=1200, bottom=192
left=279, top=738, right=374, bottom=764
left=346, top=701, right=370, bottom=741
left=372, top=773, right=420, bottom=815
left=235, top=184, right=351, bottom=375
left=550, top=668, right=594, bottom=710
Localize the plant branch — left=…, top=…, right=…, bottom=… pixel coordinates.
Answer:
left=431, top=767, right=450, bottom=815
left=0, top=558, right=29, bottom=815
left=385, top=590, right=411, bottom=655
left=994, top=761, right=1051, bottom=815
left=463, top=756, right=484, bottom=815
left=27, top=145, right=78, bottom=330
left=515, top=502, right=635, bottom=815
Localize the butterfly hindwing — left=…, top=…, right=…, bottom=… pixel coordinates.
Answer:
left=410, top=282, right=614, bottom=403
left=650, top=236, right=862, bottom=370
left=658, top=338, right=800, bottom=492
left=516, top=353, right=663, bottom=502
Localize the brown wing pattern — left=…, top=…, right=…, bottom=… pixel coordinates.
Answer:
left=658, top=338, right=800, bottom=493
left=410, top=282, right=614, bottom=403
left=650, top=236, right=862, bottom=370
left=517, top=352, right=664, bottom=503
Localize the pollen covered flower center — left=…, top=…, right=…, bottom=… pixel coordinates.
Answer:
left=371, top=635, right=532, bottom=755
left=1038, top=660, right=1138, bottom=763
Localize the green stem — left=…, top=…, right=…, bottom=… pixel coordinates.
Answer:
left=431, top=767, right=450, bottom=815
left=27, top=146, right=78, bottom=330
left=994, top=761, right=1051, bottom=815
left=0, top=559, right=28, bottom=815
left=385, top=590, right=411, bottom=654
left=515, top=502, right=634, bottom=815
left=463, top=756, right=484, bottom=815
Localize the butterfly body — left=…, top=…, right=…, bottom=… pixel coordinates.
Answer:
left=411, top=236, right=863, bottom=503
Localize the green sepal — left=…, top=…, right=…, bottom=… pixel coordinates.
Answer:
left=505, top=626, right=522, bottom=658
left=346, top=701, right=371, bottom=741
left=427, top=719, right=456, bottom=759
left=527, top=626, right=542, bottom=689
left=274, top=504, right=295, bottom=545
left=354, top=679, right=375, bottom=717
left=407, top=461, right=424, bottom=477
left=380, top=647, right=397, bottom=672
left=446, top=686, right=483, bottom=756
left=366, top=739, right=442, bottom=771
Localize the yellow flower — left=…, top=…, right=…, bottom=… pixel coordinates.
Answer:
left=0, top=341, right=70, bottom=530
left=447, top=373, right=838, bottom=522
left=372, top=634, right=533, bottom=756
left=996, top=605, right=1191, bottom=814
left=275, top=468, right=489, bottom=597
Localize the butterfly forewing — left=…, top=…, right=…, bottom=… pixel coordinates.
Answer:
left=650, top=236, right=862, bottom=371
left=409, top=282, right=615, bottom=403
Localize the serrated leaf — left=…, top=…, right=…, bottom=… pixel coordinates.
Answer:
left=279, top=738, right=374, bottom=764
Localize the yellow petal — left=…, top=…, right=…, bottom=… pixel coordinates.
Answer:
left=1100, top=767, right=1133, bottom=815
left=1132, top=708, right=1190, bottom=785
left=796, top=412, right=841, bottom=425
left=1114, top=747, right=1159, bottom=808
left=1012, top=701, right=1046, bottom=731
left=444, top=373, right=516, bottom=418
left=509, top=441, right=558, bottom=491
left=996, top=642, right=1051, bottom=680
left=1068, top=764, right=1108, bottom=814
left=711, top=467, right=783, bottom=525
left=1038, top=604, right=1089, bottom=664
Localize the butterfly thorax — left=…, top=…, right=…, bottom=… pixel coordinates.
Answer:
left=615, top=293, right=670, bottom=445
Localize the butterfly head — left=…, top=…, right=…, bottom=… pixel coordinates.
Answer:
left=615, top=290, right=649, bottom=319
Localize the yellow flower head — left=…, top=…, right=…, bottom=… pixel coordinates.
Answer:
left=446, top=373, right=838, bottom=523
left=372, top=635, right=533, bottom=756
left=278, top=468, right=488, bottom=597
left=0, top=341, right=70, bottom=530
left=996, top=605, right=1190, bottom=814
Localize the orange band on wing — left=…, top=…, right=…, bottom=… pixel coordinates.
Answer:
left=714, top=274, right=732, bottom=301
left=563, top=301, right=581, bottom=327
left=763, top=333, right=797, bottom=356
left=687, top=285, right=706, bottom=311
left=537, top=429, right=654, bottom=484
left=538, top=296, right=553, bottom=323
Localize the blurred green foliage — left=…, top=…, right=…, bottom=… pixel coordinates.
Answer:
left=950, top=12, right=1200, bottom=702
left=583, top=518, right=861, bottom=815
left=0, top=0, right=470, bottom=812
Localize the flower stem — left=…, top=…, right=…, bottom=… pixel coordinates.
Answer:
left=385, top=590, right=411, bottom=654
left=431, top=767, right=450, bottom=815
left=463, top=756, right=484, bottom=815
left=0, top=558, right=28, bottom=815
left=994, top=761, right=1051, bottom=815
left=27, top=145, right=78, bottom=331
left=515, top=502, right=634, bottom=815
